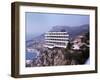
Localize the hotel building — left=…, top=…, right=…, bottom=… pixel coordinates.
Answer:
left=44, top=31, right=69, bottom=48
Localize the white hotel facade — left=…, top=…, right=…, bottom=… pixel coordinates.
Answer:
left=44, top=32, right=69, bottom=48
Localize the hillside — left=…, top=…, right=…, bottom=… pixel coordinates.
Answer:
left=26, top=24, right=89, bottom=47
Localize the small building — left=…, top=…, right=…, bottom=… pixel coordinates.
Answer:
left=72, top=35, right=87, bottom=50
left=44, top=31, right=69, bottom=48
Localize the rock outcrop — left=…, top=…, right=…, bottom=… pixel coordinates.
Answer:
left=26, top=32, right=89, bottom=67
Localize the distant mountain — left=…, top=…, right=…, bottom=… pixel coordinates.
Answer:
left=26, top=24, right=89, bottom=47
left=50, top=24, right=89, bottom=39
left=33, top=33, right=45, bottom=41
left=26, top=33, right=45, bottom=47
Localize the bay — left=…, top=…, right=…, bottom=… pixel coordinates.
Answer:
left=26, top=52, right=37, bottom=60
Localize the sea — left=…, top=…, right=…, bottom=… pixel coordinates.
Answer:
left=26, top=35, right=36, bottom=60
left=25, top=34, right=41, bottom=60
left=26, top=51, right=37, bottom=60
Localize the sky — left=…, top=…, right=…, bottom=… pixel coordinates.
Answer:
left=25, top=12, right=89, bottom=38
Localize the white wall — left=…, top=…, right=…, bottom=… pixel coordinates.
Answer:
left=0, top=0, right=100, bottom=80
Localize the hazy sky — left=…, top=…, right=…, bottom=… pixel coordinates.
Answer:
left=25, top=12, right=89, bottom=36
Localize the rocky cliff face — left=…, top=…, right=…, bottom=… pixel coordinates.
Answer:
left=31, top=47, right=70, bottom=67
left=26, top=32, right=89, bottom=67
left=27, top=45, right=89, bottom=67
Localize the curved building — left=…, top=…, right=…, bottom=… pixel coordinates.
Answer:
left=44, top=32, right=69, bottom=48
